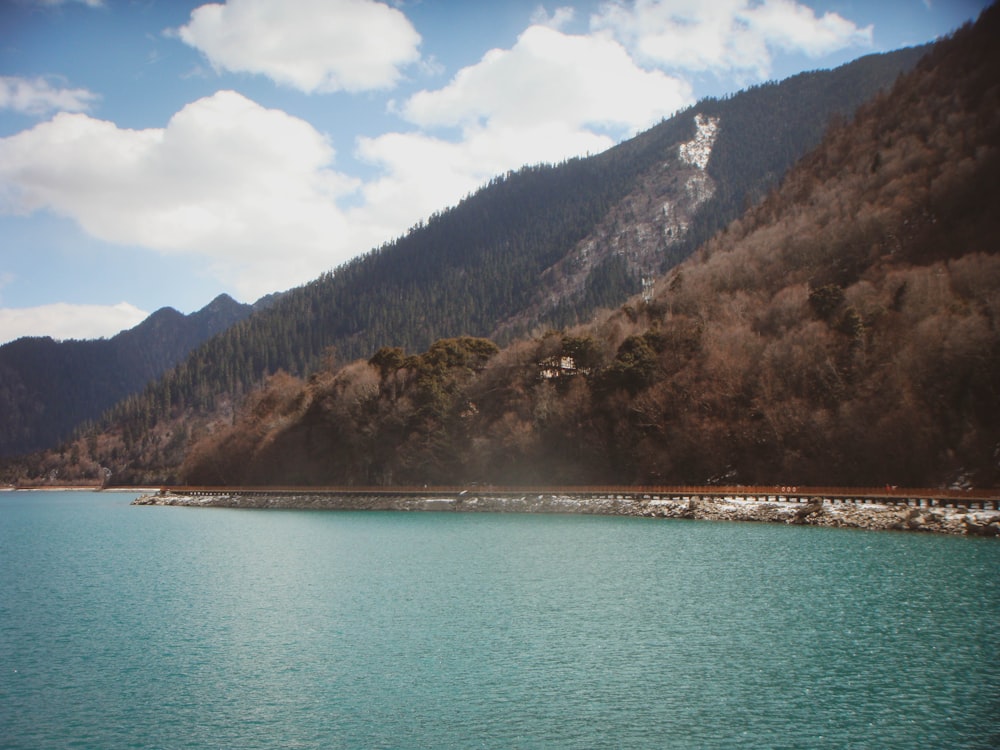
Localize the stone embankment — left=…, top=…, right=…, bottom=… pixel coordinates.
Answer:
left=133, top=490, right=1000, bottom=536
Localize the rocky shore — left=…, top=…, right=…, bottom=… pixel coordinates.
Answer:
left=133, top=490, right=1000, bottom=536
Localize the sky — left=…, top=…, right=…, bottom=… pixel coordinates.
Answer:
left=0, top=0, right=989, bottom=344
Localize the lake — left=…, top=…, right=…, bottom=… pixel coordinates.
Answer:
left=2, top=490, right=998, bottom=749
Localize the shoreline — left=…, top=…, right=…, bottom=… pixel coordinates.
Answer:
left=133, top=490, right=1000, bottom=536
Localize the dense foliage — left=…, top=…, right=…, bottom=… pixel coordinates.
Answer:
left=181, top=8, right=1000, bottom=489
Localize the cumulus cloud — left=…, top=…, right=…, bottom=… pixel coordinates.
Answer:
left=0, top=76, right=99, bottom=117
left=375, top=23, right=692, bottom=199
left=175, top=0, right=422, bottom=93
left=0, top=302, right=148, bottom=345
left=591, top=0, right=873, bottom=79
left=403, top=25, right=690, bottom=131
left=0, top=91, right=368, bottom=299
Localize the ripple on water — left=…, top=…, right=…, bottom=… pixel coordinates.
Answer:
left=1, top=494, right=998, bottom=749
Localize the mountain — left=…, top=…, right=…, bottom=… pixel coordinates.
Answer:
left=0, top=294, right=253, bottom=458
left=177, top=6, right=1000, bottom=489
left=494, top=48, right=930, bottom=336
left=2, top=41, right=930, bottom=485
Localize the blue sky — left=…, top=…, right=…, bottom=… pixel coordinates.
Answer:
left=0, top=0, right=989, bottom=344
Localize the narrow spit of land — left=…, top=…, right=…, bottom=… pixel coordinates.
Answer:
left=133, top=487, right=1000, bottom=536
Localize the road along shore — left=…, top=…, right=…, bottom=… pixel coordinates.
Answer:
left=133, top=490, right=1000, bottom=536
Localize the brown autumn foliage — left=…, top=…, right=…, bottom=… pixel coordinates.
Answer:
left=180, top=7, right=1000, bottom=489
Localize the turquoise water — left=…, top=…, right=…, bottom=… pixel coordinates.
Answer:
left=1, top=491, right=998, bottom=749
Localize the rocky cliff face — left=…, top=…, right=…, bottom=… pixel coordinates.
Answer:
left=496, top=112, right=721, bottom=334
left=585, top=112, right=720, bottom=280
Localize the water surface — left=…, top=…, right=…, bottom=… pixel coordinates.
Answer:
left=2, top=491, right=998, bottom=748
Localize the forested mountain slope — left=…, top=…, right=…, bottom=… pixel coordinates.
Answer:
left=2, top=43, right=928, bottom=485
left=496, top=48, right=929, bottom=335
left=0, top=294, right=252, bottom=457
left=187, top=44, right=928, bottom=374
left=178, top=6, right=1000, bottom=489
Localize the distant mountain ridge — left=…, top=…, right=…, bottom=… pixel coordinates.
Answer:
left=0, top=294, right=254, bottom=457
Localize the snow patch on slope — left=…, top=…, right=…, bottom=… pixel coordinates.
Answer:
left=678, top=113, right=719, bottom=170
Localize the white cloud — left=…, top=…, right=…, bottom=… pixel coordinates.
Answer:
left=747, top=0, right=874, bottom=56
left=531, top=5, right=576, bottom=29
left=591, top=0, right=872, bottom=79
left=175, top=0, right=422, bottom=93
left=0, top=302, right=148, bottom=345
left=0, top=76, right=99, bottom=117
left=0, top=91, right=367, bottom=300
left=403, top=25, right=691, bottom=132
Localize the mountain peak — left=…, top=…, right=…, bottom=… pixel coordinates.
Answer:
left=203, top=293, right=239, bottom=311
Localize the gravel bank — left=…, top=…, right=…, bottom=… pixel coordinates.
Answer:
left=133, top=491, right=1000, bottom=536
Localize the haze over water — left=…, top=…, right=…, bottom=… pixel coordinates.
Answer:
left=2, top=491, right=998, bottom=748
